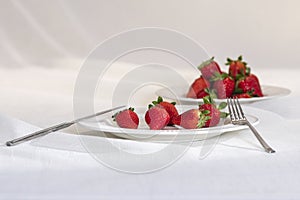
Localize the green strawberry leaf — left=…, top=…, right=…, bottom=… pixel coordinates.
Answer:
left=221, top=73, right=229, bottom=79
left=204, top=88, right=217, bottom=99
left=198, top=57, right=214, bottom=69
left=112, top=111, right=120, bottom=121
left=197, top=111, right=211, bottom=128
left=204, top=88, right=210, bottom=94
left=157, top=96, right=163, bottom=103
left=209, top=94, right=215, bottom=104
left=202, top=110, right=210, bottom=115
left=210, top=90, right=218, bottom=99
left=225, top=58, right=233, bottom=65
left=218, top=102, right=227, bottom=110
left=203, top=96, right=211, bottom=104
left=148, top=104, right=153, bottom=109
left=220, top=112, right=229, bottom=118
left=211, top=72, right=222, bottom=81
left=171, top=102, right=176, bottom=105
left=235, top=74, right=245, bottom=81
left=234, top=88, right=243, bottom=94
left=152, top=101, right=158, bottom=105
left=246, top=67, right=251, bottom=75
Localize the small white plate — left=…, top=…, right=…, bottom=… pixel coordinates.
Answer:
left=78, top=106, right=259, bottom=142
left=155, top=85, right=291, bottom=104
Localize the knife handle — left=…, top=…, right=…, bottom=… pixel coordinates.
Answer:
left=5, top=122, right=74, bottom=146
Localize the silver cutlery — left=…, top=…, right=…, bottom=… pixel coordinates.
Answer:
left=227, top=97, right=275, bottom=153
left=5, top=105, right=126, bottom=147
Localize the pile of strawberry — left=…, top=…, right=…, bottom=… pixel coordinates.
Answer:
left=186, top=56, right=263, bottom=99
left=113, top=96, right=227, bottom=130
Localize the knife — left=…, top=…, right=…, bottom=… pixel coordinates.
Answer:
left=5, top=105, right=126, bottom=146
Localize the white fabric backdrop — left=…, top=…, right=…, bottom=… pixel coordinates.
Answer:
left=1, top=0, right=300, bottom=69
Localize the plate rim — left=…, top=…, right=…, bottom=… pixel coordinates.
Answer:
left=155, top=84, right=291, bottom=103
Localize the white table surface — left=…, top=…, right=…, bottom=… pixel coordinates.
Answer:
left=1, top=62, right=300, bottom=200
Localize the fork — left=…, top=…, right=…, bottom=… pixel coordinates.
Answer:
left=227, top=97, right=275, bottom=153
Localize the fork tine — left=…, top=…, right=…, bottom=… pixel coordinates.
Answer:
left=230, top=97, right=239, bottom=120
left=226, top=98, right=234, bottom=120
left=235, top=97, right=245, bottom=118
left=232, top=97, right=243, bottom=119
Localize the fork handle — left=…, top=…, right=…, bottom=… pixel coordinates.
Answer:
left=245, top=120, right=276, bottom=153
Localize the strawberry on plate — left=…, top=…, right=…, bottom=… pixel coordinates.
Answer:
left=145, top=105, right=170, bottom=130
left=173, top=96, right=228, bottom=129
left=212, top=73, right=235, bottom=99
left=198, top=57, right=222, bottom=81
left=226, top=55, right=248, bottom=80
left=172, top=109, right=208, bottom=129
left=149, top=96, right=179, bottom=125
left=198, top=96, right=227, bottom=127
left=236, top=74, right=263, bottom=97
left=186, top=76, right=210, bottom=98
left=113, top=107, right=139, bottom=129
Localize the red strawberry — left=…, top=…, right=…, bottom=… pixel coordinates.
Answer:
left=237, top=74, right=263, bottom=97
left=173, top=96, right=228, bottom=129
left=113, top=107, right=139, bottom=129
left=212, top=73, right=235, bottom=99
left=149, top=96, right=179, bottom=125
left=158, top=102, right=178, bottom=125
left=186, top=76, right=210, bottom=98
left=198, top=96, right=228, bottom=127
left=145, top=105, right=170, bottom=130
left=198, top=57, right=222, bottom=81
left=226, top=55, right=248, bottom=80
left=172, top=109, right=208, bottom=129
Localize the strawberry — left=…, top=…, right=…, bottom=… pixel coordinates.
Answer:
left=113, top=107, right=139, bottom=129
left=236, top=74, right=263, bottom=97
left=173, top=96, right=228, bottom=129
left=226, top=55, right=249, bottom=80
left=186, top=76, right=210, bottom=98
left=198, top=96, right=228, bottom=127
left=145, top=105, right=170, bottom=130
left=172, top=109, right=208, bottom=129
left=198, top=57, right=222, bottom=81
left=212, top=73, right=235, bottom=99
left=149, top=96, right=179, bottom=125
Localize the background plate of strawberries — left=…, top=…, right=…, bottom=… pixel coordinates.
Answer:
left=78, top=105, right=259, bottom=142
left=157, top=56, right=291, bottom=104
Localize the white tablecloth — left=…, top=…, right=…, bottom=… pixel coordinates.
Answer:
left=1, top=63, right=300, bottom=199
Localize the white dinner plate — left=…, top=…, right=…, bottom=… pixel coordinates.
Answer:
left=155, top=85, right=291, bottom=104
left=78, top=105, right=259, bottom=142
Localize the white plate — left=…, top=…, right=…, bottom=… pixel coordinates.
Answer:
left=155, top=85, right=291, bottom=104
left=78, top=106, right=259, bottom=142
